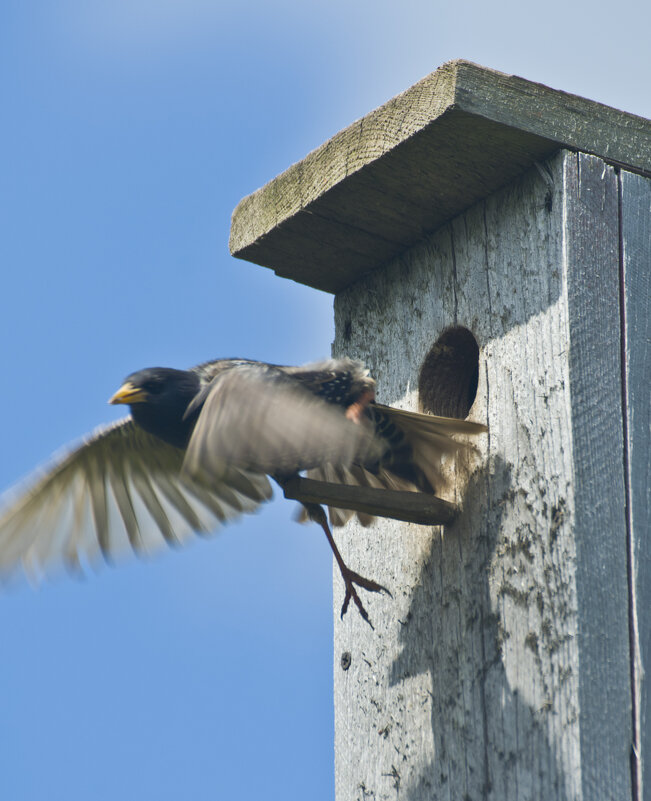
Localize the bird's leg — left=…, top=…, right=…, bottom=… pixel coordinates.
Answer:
left=303, top=502, right=390, bottom=629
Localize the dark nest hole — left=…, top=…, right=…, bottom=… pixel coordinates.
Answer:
left=418, top=327, right=480, bottom=419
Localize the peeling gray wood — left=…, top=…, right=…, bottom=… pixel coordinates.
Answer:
left=230, top=60, right=651, bottom=293
left=620, top=169, right=651, bottom=800
left=331, top=151, right=635, bottom=800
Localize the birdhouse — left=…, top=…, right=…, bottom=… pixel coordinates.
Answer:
left=230, top=61, right=651, bottom=801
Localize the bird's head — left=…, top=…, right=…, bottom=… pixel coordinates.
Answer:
left=109, top=367, right=200, bottom=407
left=109, top=367, right=201, bottom=448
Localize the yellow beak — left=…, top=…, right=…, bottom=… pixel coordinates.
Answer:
left=108, top=382, right=148, bottom=405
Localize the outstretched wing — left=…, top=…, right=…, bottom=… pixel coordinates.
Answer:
left=183, top=363, right=383, bottom=480
left=0, top=418, right=272, bottom=582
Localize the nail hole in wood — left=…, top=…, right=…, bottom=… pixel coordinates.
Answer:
left=419, top=327, right=479, bottom=418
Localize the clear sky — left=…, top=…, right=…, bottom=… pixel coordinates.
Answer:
left=1, top=3, right=649, bottom=800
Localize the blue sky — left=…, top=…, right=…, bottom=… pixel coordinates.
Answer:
left=1, top=3, right=649, bottom=800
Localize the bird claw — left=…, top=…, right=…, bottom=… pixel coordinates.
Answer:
left=339, top=567, right=391, bottom=629
left=299, top=500, right=391, bottom=629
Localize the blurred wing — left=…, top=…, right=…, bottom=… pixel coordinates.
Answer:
left=184, top=363, right=383, bottom=480
left=0, top=418, right=272, bottom=582
left=372, top=404, right=487, bottom=491
left=302, top=405, right=487, bottom=527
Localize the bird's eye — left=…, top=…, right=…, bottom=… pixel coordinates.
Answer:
left=144, top=380, right=163, bottom=394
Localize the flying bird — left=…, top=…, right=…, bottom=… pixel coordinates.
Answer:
left=0, top=357, right=486, bottom=624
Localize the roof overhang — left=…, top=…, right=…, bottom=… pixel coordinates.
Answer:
left=230, top=60, right=651, bottom=294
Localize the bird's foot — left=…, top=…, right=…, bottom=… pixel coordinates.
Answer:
left=338, top=564, right=390, bottom=629
left=304, top=501, right=390, bottom=629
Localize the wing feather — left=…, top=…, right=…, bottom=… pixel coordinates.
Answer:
left=301, top=405, right=487, bottom=527
left=184, top=363, right=383, bottom=480
left=0, top=418, right=272, bottom=582
left=106, top=462, right=141, bottom=552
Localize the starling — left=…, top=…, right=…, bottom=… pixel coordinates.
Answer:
left=0, top=357, right=486, bottom=624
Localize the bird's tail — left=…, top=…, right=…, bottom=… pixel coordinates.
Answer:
left=299, top=404, right=487, bottom=527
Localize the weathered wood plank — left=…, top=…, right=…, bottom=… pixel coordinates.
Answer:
left=330, top=150, right=639, bottom=800
left=620, top=169, right=651, bottom=800
left=332, top=152, right=590, bottom=800
left=563, top=153, right=632, bottom=801
left=455, top=151, right=583, bottom=801
left=230, top=60, right=651, bottom=293
left=281, top=477, right=457, bottom=526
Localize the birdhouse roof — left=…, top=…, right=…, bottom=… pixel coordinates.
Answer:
left=229, top=60, right=651, bottom=294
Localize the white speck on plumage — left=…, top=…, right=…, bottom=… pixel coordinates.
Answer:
left=0, top=356, right=486, bottom=625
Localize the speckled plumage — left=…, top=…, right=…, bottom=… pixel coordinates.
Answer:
left=0, top=356, right=486, bottom=622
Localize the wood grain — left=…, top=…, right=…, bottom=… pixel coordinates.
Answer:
left=330, top=151, right=641, bottom=800
left=620, top=169, right=651, bottom=800
left=230, top=60, right=651, bottom=294
left=332, top=152, right=587, bottom=800
left=563, top=152, right=631, bottom=801
left=281, top=477, right=457, bottom=526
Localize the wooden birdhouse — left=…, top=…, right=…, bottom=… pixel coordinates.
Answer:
left=230, top=61, right=651, bottom=801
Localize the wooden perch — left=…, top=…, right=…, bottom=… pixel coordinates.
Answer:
left=281, top=476, right=457, bottom=525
